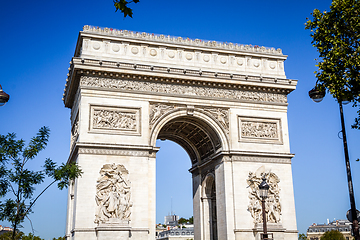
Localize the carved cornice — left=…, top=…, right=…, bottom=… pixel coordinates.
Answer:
left=63, top=58, right=296, bottom=107
left=82, top=25, right=284, bottom=56
left=77, top=75, right=288, bottom=104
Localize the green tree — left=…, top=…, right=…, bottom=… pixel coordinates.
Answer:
left=0, top=232, right=44, bottom=240
left=0, top=127, right=82, bottom=240
left=178, top=217, right=188, bottom=225
left=305, top=0, right=360, bottom=128
left=0, top=231, right=23, bottom=240
left=320, top=230, right=346, bottom=240
left=298, top=233, right=307, bottom=240
left=22, top=233, right=44, bottom=240
left=113, top=0, right=140, bottom=18
left=52, top=237, right=65, bottom=240
left=188, top=216, right=193, bottom=224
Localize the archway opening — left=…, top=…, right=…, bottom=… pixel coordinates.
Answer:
left=155, top=140, right=193, bottom=224
left=154, top=115, right=223, bottom=239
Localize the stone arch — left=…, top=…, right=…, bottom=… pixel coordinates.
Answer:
left=150, top=108, right=229, bottom=165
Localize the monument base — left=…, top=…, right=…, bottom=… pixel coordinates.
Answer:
left=253, top=223, right=286, bottom=240
left=95, top=219, right=131, bottom=240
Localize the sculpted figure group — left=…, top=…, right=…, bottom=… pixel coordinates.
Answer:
left=95, top=164, right=132, bottom=224
left=247, top=166, right=281, bottom=224
left=93, top=109, right=137, bottom=131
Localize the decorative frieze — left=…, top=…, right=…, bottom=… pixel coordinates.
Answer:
left=90, top=105, right=141, bottom=135
left=95, top=164, right=132, bottom=224
left=80, top=76, right=288, bottom=104
left=247, top=166, right=281, bottom=224
left=238, top=117, right=282, bottom=144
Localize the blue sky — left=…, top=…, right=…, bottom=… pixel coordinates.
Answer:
left=1, top=0, right=360, bottom=239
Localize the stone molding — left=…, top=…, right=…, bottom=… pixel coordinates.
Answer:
left=79, top=76, right=288, bottom=104
left=71, top=228, right=96, bottom=233
left=68, top=143, right=159, bottom=164
left=223, top=155, right=291, bottom=164
left=78, top=148, right=155, bottom=157
left=71, top=58, right=295, bottom=84
left=82, top=25, right=284, bottom=56
left=62, top=56, right=297, bottom=107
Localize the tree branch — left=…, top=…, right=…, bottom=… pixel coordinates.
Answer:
left=26, top=215, right=35, bottom=235
left=23, top=179, right=57, bottom=217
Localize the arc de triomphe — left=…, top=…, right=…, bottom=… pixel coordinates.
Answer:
left=63, top=26, right=298, bottom=240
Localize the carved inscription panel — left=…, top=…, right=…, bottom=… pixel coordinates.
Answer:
left=238, top=116, right=282, bottom=144
left=90, top=105, right=141, bottom=135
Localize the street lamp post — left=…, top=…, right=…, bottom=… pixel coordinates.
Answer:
left=309, top=87, right=359, bottom=240
left=0, top=84, right=10, bottom=106
left=259, top=177, right=270, bottom=240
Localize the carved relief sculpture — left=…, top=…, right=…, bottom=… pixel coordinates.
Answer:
left=93, top=109, right=137, bottom=131
left=241, top=121, right=277, bottom=139
left=70, top=117, right=79, bottom=148
left=90, top=106, right=141, bottom=135
left=239, top=117, right=282, bottom=144
left=95, top=164, right=132, bottom=224
left=149, top=103, right=175, bottom=126
left=203, top=108, right=229, bottom=131
left=247, top=166, right=281, bottom=224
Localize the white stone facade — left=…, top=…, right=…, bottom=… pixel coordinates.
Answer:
left=63, top=26, right=298, bottom=240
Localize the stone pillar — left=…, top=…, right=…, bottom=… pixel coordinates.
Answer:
left=202, top=197, right=212, bottom=240
left=192, top=173, right=202, bottom=240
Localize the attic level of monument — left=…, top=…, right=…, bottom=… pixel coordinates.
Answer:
left=80, top=25, right=286, bottom=57
left=63, top=26, right=297, bottom=108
